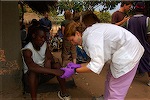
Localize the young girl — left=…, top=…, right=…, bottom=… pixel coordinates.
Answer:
left=22, top=26, right=70, bottom=100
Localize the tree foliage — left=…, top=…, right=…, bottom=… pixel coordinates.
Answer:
left=21, top=1, right=150, bottom=17
left=23, top=1, right=57, bottom=14
left=94, top=11, right=111, bottom=23
left=20, top=0, right=150, bottom=25
left=57, top=0, right=120, bottom=14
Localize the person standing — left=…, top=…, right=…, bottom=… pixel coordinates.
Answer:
left=111, top=1, right=132, bottom=27
left=126, top=2, right=150, bottom=86
left=61, top=10, right=77, bottom=67
left=39, top=12, right=52, bottom=43
left=21, top=26, right=71, bottom=100
left=60, top=12, right=144, bottom=100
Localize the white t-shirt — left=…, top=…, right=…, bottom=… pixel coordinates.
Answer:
left=82, top=23, right=144, bottom=78
left=21, top=42, right=47, bottom=74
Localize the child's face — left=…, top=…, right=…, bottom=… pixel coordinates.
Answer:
left=33, top=30, right=46, bottom=47
left=67, top=31, right=82, bottom=46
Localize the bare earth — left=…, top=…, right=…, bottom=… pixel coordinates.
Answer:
left=4, top=51, right=149, bottom=100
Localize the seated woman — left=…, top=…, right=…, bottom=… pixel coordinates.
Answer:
left=21, top=26, right=71, bottom=100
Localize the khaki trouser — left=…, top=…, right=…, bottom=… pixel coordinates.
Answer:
left=61, top=38, right=77, bottom=67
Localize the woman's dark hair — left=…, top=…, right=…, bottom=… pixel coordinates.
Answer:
left=82, top=11, right=100, bottom=27
left=73, top=11, right=100, bottom=27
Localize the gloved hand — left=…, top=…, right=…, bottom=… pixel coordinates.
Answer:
left=60, top=67, right=75, bottom=78
left=67, top=62, right=81, bottom=69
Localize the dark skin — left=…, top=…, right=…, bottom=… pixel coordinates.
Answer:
left=22, top=29, right=67, bottom=100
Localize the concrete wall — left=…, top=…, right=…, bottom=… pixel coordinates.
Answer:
left=0, top=1, right=23, bottom=99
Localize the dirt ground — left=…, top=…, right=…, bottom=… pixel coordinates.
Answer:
left=4, top=51, right=149, bottom=100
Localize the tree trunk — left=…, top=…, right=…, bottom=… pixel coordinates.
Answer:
left=0, top=1, right=23, bottom=99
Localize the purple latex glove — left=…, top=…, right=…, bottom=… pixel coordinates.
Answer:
left=67, top=62, right=81, bottom=69
left=60, top=67, right=75, bottom=79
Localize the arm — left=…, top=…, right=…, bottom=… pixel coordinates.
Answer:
left=76, top=63, right=92, bottom=73
left=115, top=16, right=130, bottom=26
left=111, top=12, right=130, bottom=26
left=44, top=45, right=55, bottom=68
left=22, top=49, right=64, bottom=76
left=60, top=62, right=92, bottom=78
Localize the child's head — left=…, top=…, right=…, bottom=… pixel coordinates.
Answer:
left=32, top=26, right=46, bottom=48
left=25, top=26, right=46, bottom=48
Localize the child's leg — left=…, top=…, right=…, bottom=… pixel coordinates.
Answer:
left=28, top=71, right=39, bottom=100
left=52, top=62, right=68, bottom=95
left=104, top=63, right=139, bottom=100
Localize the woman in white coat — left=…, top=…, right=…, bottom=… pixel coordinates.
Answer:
left=60, top=12, right=144, bottom=100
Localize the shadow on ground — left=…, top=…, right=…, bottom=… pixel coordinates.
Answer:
left=24, top=78, right=77, bottom=93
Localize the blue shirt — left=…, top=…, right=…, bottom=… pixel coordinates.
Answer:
left=39, top=18, right=52, bottom=32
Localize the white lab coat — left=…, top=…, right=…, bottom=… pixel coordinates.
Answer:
left=82, top=23, right=144, bottom=78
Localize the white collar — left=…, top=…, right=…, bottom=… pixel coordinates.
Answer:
left=133, top=14, right=144, bottom=17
